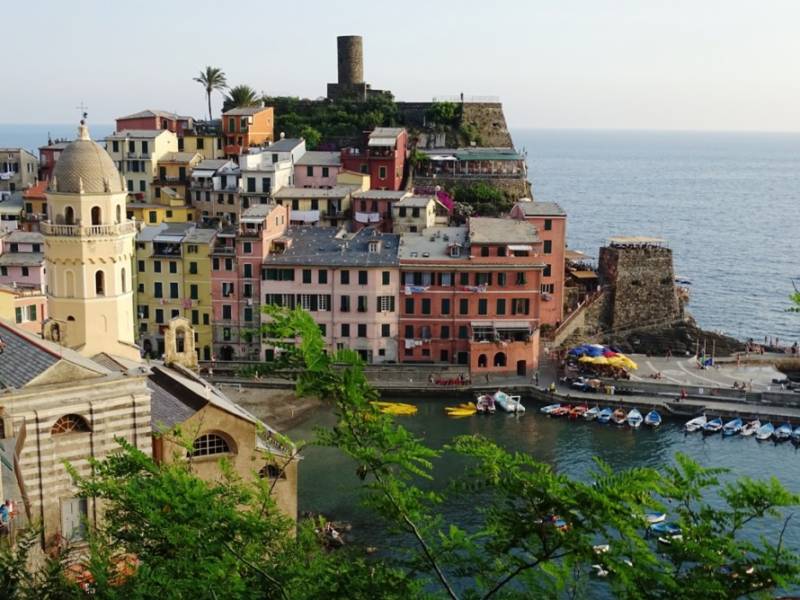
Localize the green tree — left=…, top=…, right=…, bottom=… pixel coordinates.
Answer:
left=193, top=66, right=227, bottom=121
left=299, top=126, right=322, bottom=150
left=426, top=102, right=461, bottom=127
left=453, top=181, right=510, bottom=216
left=222, top=85, right=262, bottom=113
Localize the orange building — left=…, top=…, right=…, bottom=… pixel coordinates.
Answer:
left=509, top=200, right=567, bottom=327
left=398, top=218, right=543, bottom=376
left=221, top=107, right=274, bottom=157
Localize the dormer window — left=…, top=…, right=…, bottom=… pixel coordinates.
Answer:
left=449, top=244, right=461, bottom=257
left=368, top=240, right=381, bottom=254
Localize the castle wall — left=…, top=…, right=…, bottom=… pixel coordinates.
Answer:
left=598, top=245, right=680, bottom=332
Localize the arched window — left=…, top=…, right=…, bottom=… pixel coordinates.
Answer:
left=51, top=414, right=91, bottom=435
left=115, top=204, right=122, bottom=224
left=91, top=206, right=101, bottom=225
left=121, top=268, right=127, bottom=293
left=65, top=206, right=75, bottom=225
left=494, top=352, right=507, bottom=367
left=95, top=270, right=105, bottom=296
left=67, top=315, right=75, bottom=321
left=259, top=464, right=286, bottom=480
left=190, top=433, right=232, bottom=457
left=477, top=354, right=488, bottom=368
left=176, top=328, right=186, bottom=353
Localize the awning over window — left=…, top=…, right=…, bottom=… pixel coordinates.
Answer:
left=368, top=137, right=396, bottom=147
left=507, top=244, right=533, bottom=251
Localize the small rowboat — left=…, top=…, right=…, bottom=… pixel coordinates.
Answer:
left=741, top=419, right=760, bottom=437
left=583, top=406, right=600, bottom=420
left=540, top=403, right=561, bottom=415
left=645, top=511, right=667, bottom=524
left=597, top=407, right=613, bottom=423
left=755, top=422, right=774, bottom=441
left=476, top=395, right=496, bottom=414
left=569, top=404, right=589, bottom=419
left=611, top=408, right=627, bottom=426
left=444, top=403, right=478, bottom=418
left=774, top=423, right=793, bottom=442
left=372, top=401, right=418, bottom=415
left=650, top=521, right=681, bottom=536
left=684, top=414, right=707, bottom=433
left=722, top=417, right=742, bottom=436
left=644, top=410, right=662, bottom=428
left=551, top=405, right=572, bottom=417
left=627, top=408, right=643, bottom=429
left=792, top=426, right=800, bottom=443
left=702, top=417, right=723, bottom=435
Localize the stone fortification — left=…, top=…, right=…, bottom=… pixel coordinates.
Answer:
left=397, top=102, right=514, bottom=148
left=597, top=238, right=680, bottom=333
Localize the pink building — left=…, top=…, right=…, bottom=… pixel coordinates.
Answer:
left=352, top=190, right=408, bottom=232
left=116, top=109, right=193, bottom=135
left=509, top=200, right=567, bottom=327
left=211, top=203, right=290, bottom=360
left=0, top=230, right=45, bottom=292
left=294, top=151, right=342, bottom=188
left=262, top=227, right=400, bottom=363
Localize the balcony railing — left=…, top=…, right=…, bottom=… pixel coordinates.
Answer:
left=41, top=221, right=137, bottom=237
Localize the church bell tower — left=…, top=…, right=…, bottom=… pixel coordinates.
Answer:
left=41, top=118, right=140, bottom=361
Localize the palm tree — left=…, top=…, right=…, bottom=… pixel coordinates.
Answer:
left=193, top=67, right=227, bottom=121
left=222, top=85, right=262, bottom=113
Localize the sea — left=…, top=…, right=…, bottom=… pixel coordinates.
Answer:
left=1, top=124, right=798, bottom=343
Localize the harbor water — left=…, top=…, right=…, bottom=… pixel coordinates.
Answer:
left=288, top=398, right=800, bottom=560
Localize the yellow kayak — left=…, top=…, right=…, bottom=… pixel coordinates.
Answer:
left=445, top=403, right=477, bottom=417
left=371, top=401, right=418, bottom=415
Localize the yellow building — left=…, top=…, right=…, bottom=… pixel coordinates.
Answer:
left=179, top=128, right=224, bottom=160
left=135, top=222, right=216, bottom=360
left=154, top=151, right=202, bottom=205
left=127, top=193, right=197, bottom=225
left=336, top=169, right=370, bottom=191
left=106, top=129, right=178, bottom=201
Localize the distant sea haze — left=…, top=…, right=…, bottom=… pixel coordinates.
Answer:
left=1, top=124, right=797, bottom=343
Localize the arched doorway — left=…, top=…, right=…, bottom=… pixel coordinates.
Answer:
left=91, top=206, right=101, bottom=225
left=65, top=206, right=75, bottom=225
left=220, top=345, right=234, bottom=361
left=477, top=354, right=487, bottom=368
left=516, top=360, right=527, bottom=377
left=493, top=352, right=507, bottom=368
left=143, top=339, right=153, bottom=357
left=116, top=205, right=122, bottom=223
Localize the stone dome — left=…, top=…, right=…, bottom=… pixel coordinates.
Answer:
left=51, top=124, right=124, bottom=194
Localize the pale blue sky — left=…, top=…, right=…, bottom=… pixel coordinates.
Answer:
left=5, top=0, right=800, bottom=130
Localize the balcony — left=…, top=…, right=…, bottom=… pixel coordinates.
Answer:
left=213, top=245, right=236, bottom=256
left=41, top=221, right=137, bottom=237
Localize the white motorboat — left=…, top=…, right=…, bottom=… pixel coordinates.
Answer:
left=493, top=391, right=525, bottom=413
left=627, top=408, right=643, bottom=429
left=740, top=419, right=760, bottom=437
left=684, top=414, right=707, bottom=433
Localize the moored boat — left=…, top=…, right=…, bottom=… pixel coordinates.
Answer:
left=540, top=403, right=560, bottom=415
left=645, top=511, right=667, bottom=524
left=644, top=410, right=662, bottom=428
left=597, top=407, right=613, bottom=424
left=702, top=417, right=723, bottom=435
left=627, top=408, right=643, bottom=429
left=684, top=414, right=707, bottom=433
left=740, top=419, right=760, bottom=437
left=650, top=521, right=681, bottom=537
left=372, top=401, right=418, bottom=415
left=569, top=404, right=589, bottom=419
left=792, top=426, right=800, bottom=444
left=774, top=423, right=793, bottom=442
left=551, top=404, right=572, bottom=417
left=476, top=394, right=496, bottom=414
left=611, top=408, right=627, bottom=426
left=584, top=405, right=600, bottom=420
left=755, top=422, right=774, bottom=441
left=493, top=391, right=525, bottom=413
left=722, top=417, right=742, bottom=436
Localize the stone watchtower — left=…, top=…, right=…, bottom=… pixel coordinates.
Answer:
left=327, top=35, right=371, bottom=101
left=597, top=237, right=681, bottom=333
left=41, top=120, right=140, bottom=360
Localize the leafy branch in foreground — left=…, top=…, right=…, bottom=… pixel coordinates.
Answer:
left=1, top=305, right=797, bottom=598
